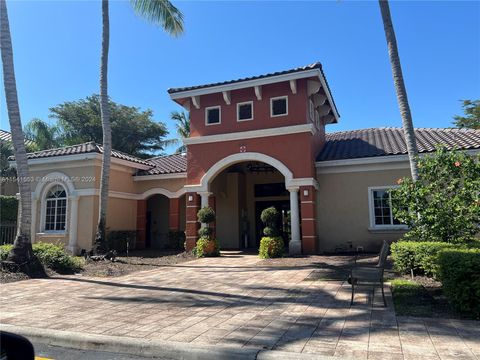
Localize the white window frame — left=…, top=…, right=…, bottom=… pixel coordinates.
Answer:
left=41, top=183, right=68, bottom=233
left=205, top=105, right=221, bottom=126
left=309, top=99, right=315, bottom=122
left=368, top=186, right=408, bottom=230
left=236, top=101, right=254, bottom=122
left=270, top=96, right=288, bottom=117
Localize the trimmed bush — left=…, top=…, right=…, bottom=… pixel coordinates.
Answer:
left=197, top=207, right=215, bottom=224
left=167, top=230, right=185, bottom=250
left=1, top=243, right=84, bottom=274
left=107, top=230, right=136, bottom=252
left=259, top=236, right=284, bottom=259
left=258, top=207, right=284, bottom=259
left=195, top=237, right=219, bottom=257
left=0, top=196, right=18, bottom=223
left=391, top=241, right=458, bottom=278
left=437, top=249, right=480, bottom=318
left=195, top=207, right=219, bottom=257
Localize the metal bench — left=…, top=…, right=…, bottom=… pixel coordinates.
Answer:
left=349, top=240, right=390, bottom=307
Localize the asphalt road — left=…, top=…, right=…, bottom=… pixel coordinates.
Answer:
left=33, top=343, right=172, bottom=360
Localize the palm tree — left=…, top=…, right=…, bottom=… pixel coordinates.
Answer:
left=94, top=0, right=184, bottom=253
left=0, top=0, right=35, bottom=267
left=169, top=110, right=190, bottom=153
left=24, top=118, right=62, bottom=151
left=379, top=0, right=419, bottom=181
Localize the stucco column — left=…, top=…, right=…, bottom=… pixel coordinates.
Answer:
left=66, top=195, right=79, bottom=255
left=300, top=185, right=317, bottom=254
left=289, top=188, right=302, bottom=255
left=30, top=193, right=37, bottom=242
left=136, top=200, right=147, bottom=250
left=185, top=192, right=200, bottom=251
left=169, top=197, right=180, bottom=231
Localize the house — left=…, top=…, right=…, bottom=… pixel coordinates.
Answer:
left=11, top=63, right=480, bottom=254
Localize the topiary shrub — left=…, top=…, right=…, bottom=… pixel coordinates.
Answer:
left=0, top=195, right=18, bottom=223
left=259, top=207, right=284, bottom=259
left=437, top=248, right=480, bottom=318
left=259, top=236, right=284, bottom=259
left=390, top=241, right=458, bottom=278
left=195, top=206, right=219, bottom=257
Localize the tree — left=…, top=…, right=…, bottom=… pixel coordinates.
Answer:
left=454, top=100, right=480, bottom=130
left=50, top=95, right=170, bottom=158
left=391, top=147, right=480, bottom=244
left=0, top=0, right=36, bottom=268
left=379, top=0, right=419, bottom=181
left=168, top=110, right=190, bottom=153
left=94, top=0, right=184, bottom=253
left=24, top=118, right=62, bottom=151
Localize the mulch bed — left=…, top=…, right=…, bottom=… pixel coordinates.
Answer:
left=78, top=250, right=196, bottom=278
left=0, top=250, right=196, bottom=283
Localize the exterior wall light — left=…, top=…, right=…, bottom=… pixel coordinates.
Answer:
left=188, top=195, right=193, bottom=202
left=303, top=189, right=309, bottom=197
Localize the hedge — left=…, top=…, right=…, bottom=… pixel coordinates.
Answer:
left=0, top=196, right=18, bottom=223
left=437, top=249, right=480, bottom=318
left=390, top=241, right=459, bottom=278
left=0, top=243, right=84, bottom=274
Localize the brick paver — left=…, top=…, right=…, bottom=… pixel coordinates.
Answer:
left=0, top=252, right=478, bottom=359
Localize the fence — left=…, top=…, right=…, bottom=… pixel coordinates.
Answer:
left=0, top=222, right=17, bottom=245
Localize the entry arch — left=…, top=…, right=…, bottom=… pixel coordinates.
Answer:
left=194, top=152, right=295, bottom=193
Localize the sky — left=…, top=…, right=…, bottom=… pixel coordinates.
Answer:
left=0, top=0, right=479, bottom=155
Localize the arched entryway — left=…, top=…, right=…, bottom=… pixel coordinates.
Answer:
left=210, top=161, right=292, bottom=250
left=185, top=152, right=311, bottom=255
left=137, top=192, right=186, bottom=250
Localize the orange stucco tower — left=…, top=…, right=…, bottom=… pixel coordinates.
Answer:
left=168, top=63, right=339, bottom=255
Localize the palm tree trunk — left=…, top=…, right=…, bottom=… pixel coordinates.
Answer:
left=0, top=0, right=34, bottom=264
left=94, top=0, right=111, bottom=254
left=379, top=0, right=419, bottom=181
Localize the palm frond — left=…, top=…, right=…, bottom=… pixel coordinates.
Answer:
left=130, top=0, right=184, bottom=36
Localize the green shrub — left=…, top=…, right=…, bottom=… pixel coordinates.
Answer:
left=0, top=196, right=18, bottom=223
left=0, top=244, right=13, bottom=261
left=259, top=236, right=284, bottom=259
left=1, top=243, right=83, bottom=274
left=391, top=241, right=458, bottom=278
left=437, top=248, right=480, bottom=318
left=32, top=242, right=83, bottom=274
left=195, top=237, right=219, bottom=257
left=107, top=230, right=136, bottom=252
left=167, top=230, right=185, bottom=250
left=260, top=207, right=279, bottom=237
left=391, top=146, right=480, bottom=243
left=197, top=207, right=215, bottom=224
left=198, top=227, right=212, bottom=238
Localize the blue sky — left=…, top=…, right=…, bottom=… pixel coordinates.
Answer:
left=1, top=0, right=479, bottom=154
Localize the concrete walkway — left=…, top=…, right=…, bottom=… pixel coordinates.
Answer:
left=1, top=253, right=478, bottom=359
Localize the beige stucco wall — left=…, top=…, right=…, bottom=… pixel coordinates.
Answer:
left=316, top=166, right=411, bottom=253
left=133, top=177, right=186, bottom=195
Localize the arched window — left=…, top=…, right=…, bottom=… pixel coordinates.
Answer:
left=44, top=184, right=67, bottom=231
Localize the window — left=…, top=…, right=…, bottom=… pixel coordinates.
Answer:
left=270, top=96, right=288, bottom=117
left=237, top=101, right=253, bottom=121
left=44, top=185, right=67, bottom=231
left=368, top=187, right=406, bottom=229
left=205, top=106, right=221, bottom=125
left=309, top=99, right=315, bottom=122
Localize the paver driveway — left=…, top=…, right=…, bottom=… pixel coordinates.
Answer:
left=1, top=252, right=479, bottom=359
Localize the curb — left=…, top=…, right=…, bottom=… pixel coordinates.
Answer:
left=0, top=324, right=332, bottom=360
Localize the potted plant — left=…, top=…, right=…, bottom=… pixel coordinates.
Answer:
left=258, top=206, right=284, bottom=259
left=195, top=206, right=220, bottom=257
